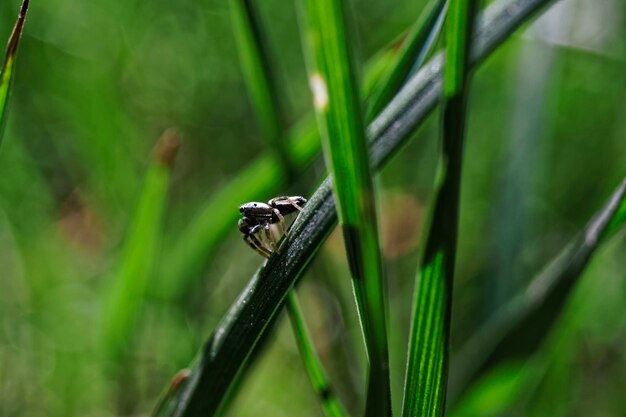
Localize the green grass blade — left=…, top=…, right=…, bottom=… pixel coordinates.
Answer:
left=0, top=0, right=29, bottom=146
left=366, top=0, right=448, bottom=121
left=401, top=0, right=479, bottom=416
left=448, top=177, right=626, bottom=405
left=286, top=291, right=350, bottom=417
left=101, top=130, right=181, bottom=363
left=298, top=1, right=391, bottom=416
left=229, top=0, right=291, bottom=169
left=154, top=1, right=557, bottom=415
left=299, top=0, right=391, bottom=410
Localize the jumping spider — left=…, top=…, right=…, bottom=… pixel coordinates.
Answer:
left=238, top=196, right=307, bottom=258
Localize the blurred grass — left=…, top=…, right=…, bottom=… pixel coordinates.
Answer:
left=448, top=177, right=626, bottom=405
left=101, top=129, right=180, bottom=366
left=1, top=0, right=626, bottom=416
left=229, top=0, right=290, bottom=169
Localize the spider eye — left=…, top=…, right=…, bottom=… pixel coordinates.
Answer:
left=239, top=206, right=244, bottom=213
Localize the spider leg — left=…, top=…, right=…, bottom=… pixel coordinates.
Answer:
left=244, top=234, right=271, bottom=258
left=246, top=223, right=274, bottom=258
left=287, top=198, right=305, bottom=212
left=270, top=196, right=305, bottom=212
left=264, top=223, right=283, bottom=254
left=272, top=208, right=288, bottom=236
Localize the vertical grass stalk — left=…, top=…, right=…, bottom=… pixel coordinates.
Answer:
left=101, top=129, right=181, bottom=363
left=402, top=0, right=479, bottom=416
left=286, top=291, right=350, bottom=417
left=229, top=0, right=291, bottom=171
left=298, top=1, right=391, bottom=416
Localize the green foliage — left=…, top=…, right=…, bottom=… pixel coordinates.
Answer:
left=2, top=0, right=626, bottom=416
left=153, top=2, right=577, bottom=416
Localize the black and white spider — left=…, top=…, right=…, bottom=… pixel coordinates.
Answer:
left=238, top=196, right=307, bottom=258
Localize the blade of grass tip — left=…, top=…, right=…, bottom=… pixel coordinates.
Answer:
left=298, top=1, right=392, bottom=416
left=402, top=0, right=480, bottom=416
left=229, top=0, right=292, bottom=172
left=155, top=16, right=424, bottom=301
left=101, top=129, right=181, bottom=364
left=286, top=291, right=351, bottom=417
left=155, top=1, right=560, bottom=415
left=366, top=0, right=448, bottom=122
left=448, top=176, right=626, bottom=405
left=0, top=0, right=29, bottom=146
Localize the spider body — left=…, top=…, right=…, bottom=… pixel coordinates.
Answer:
left=239, top=196, right=307, bottom=258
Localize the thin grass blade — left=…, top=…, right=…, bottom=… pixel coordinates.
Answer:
left=401, top=0, right=479, bottom=416
left=366, top=0, right=448, bottom=121
left=448, top=176, right=626, bottom=405
left=155, top=1, right=559, bottom=415
left=101, top=130, right=181, bottom=363
left=298, top=1, right=392, bottom=415
left=286, top=291, right=350, bottom=417
left=0, top=0, right=29, bottom=146
left=229, top=0, right=291, bottom=170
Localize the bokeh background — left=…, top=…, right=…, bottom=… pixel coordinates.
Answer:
left=1, top=0, right=626, bottom=416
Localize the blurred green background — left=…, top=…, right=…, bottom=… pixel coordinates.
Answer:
left=1, top=0, right=626, bottom=416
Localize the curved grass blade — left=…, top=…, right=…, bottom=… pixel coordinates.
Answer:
left=366, top=0, right=448, bottom=122
left=229, top=0, right=291, bottom=171
left=101, top=129, right=181, bottom=363
left=155, top=1, right=560, bottom=415
left=298, top=0, right=391, bottom=416
left=401, top=1, right=479, bottom=416
left=0, top=0, right=29, bottom=146
left=286, top=291, right=350, bottom=417
left=448, top=176, right=626, bottom=405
